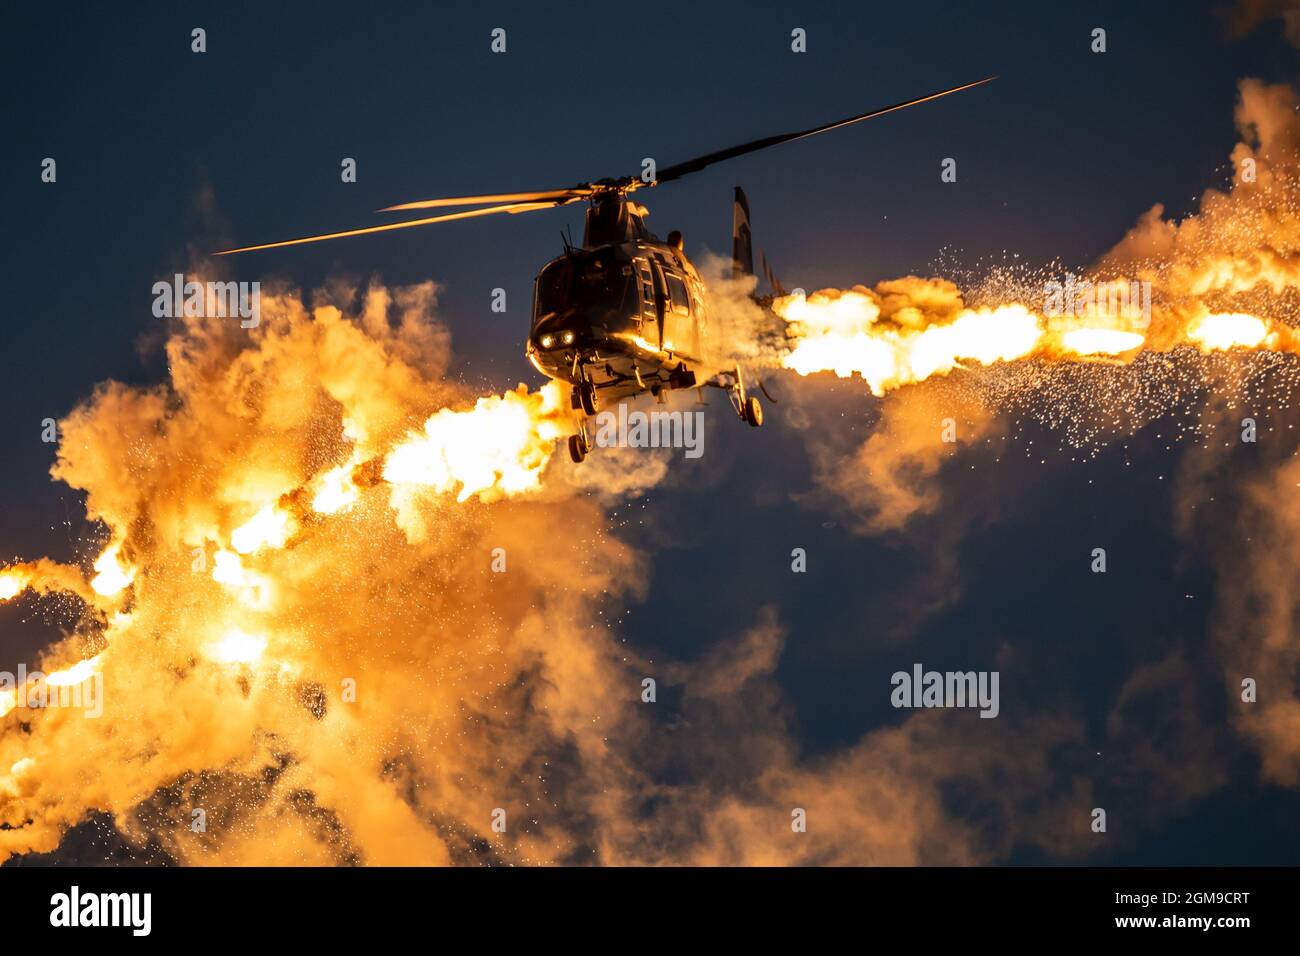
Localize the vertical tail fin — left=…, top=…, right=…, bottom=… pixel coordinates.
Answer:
left=731, top=187, right=753, bottom=280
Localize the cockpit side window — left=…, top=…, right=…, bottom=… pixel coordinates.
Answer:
left=534, top=260, right=571, bottom=326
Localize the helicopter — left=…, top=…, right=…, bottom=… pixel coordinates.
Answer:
left=218, top=77, right=995, bottom=463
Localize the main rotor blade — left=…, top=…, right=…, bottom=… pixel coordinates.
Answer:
left=215, top=200, right=570, bottom=255
left=379, top=188, right=592, bottom=212
left=651, top=76, right=997, bottom=185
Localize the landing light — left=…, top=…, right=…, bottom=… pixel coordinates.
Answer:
left=539, top=334, right=555, bottom=349
left=561, top=331, right=575, bottom=345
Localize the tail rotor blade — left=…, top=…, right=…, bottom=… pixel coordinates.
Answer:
left=761, top=251, right=787, bottom=297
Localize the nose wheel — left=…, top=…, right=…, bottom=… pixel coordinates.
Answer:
left=571, top=379, right=598, bottom=416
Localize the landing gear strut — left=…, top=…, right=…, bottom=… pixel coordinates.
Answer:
left=567, top=364, right=599, bottom=464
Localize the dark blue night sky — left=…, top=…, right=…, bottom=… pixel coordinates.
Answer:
left=4, top=1, right=1300, bottom=865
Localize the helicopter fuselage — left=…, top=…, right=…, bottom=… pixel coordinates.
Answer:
left=526, top=236, right=709, bottom=407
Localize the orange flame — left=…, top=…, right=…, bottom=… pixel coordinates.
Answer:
left=381, top=382, right=570, bottom=502
left=776, top=286, right=1297, bottom=394
left=89, top=543, right=135, bottom=598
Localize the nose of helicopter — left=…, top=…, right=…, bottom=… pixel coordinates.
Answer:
left=531, top=309, right=598, bottom=352
left=527, top=312, right=598, bottom=379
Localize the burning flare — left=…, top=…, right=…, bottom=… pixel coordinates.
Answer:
left=1186, top=311, right=1274, bottom=351
left=89, top=543, right=135, bottom=597
left=231, top=504, right=296, bottom=555
left=381, top=382, right=569, bottom=502
left=776, top=288, right=1299, bottom=396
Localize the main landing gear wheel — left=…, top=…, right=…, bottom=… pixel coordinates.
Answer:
left=743, top=395, right=763, bottom=427
left=568, top=433, right=589, bottom=463
left=576, top=381, right=598, bottom=416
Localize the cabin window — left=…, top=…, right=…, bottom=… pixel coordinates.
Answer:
left=665, top=273, right=691, bottom=315
left=636, top=259, right=657, bottom=315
